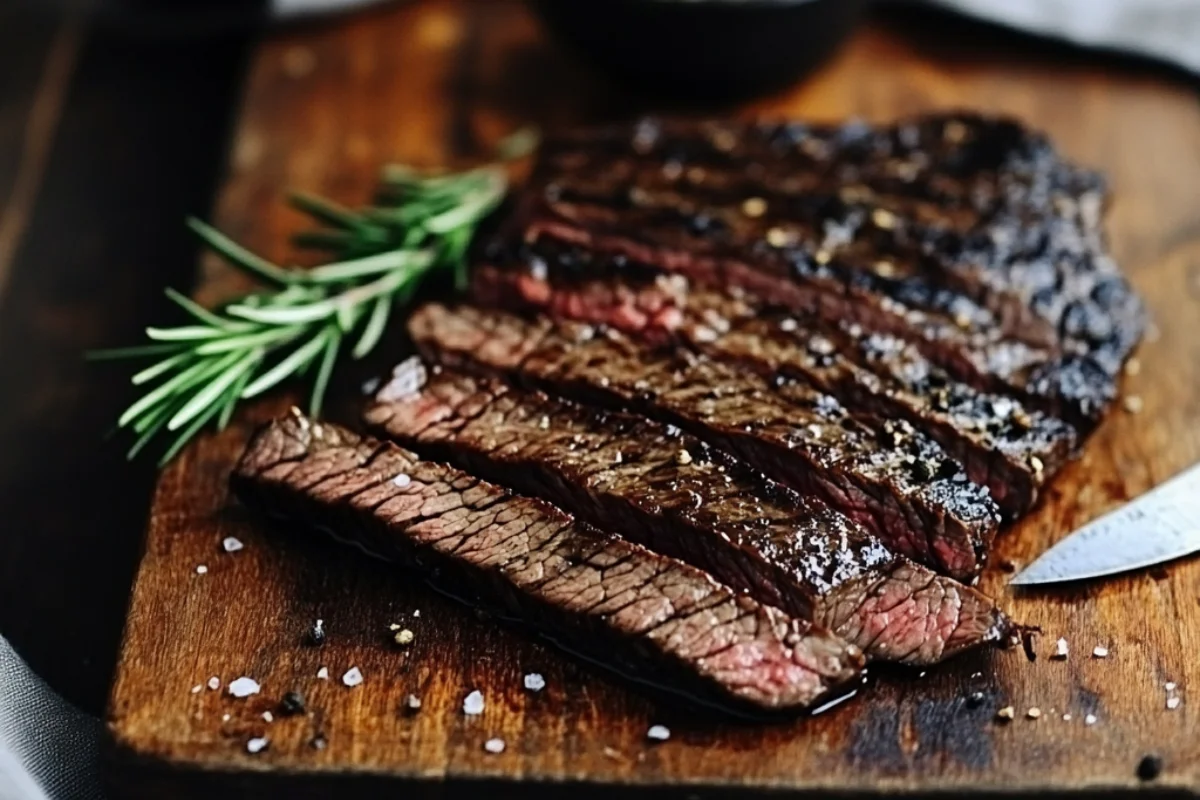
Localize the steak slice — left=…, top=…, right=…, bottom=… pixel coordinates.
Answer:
left=365, top=366, right=1014, bottom=666
left=494, top=114, right=1144, bottom=427
left=472, top=260, right=1077, bottom=516
left=533, top=113, right=1133, bottom=356
left=408, top=302, right=999, bottom=580
left=233, top=414, right=863, bottom=714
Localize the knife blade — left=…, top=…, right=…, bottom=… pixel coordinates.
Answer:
left=1011, top=462, right=1200, bottom=586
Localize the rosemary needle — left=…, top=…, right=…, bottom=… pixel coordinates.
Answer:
left=94, top=128, right=536, bottom=464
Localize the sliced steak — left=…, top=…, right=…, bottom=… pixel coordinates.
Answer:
left=491, top=114, right=1143, bottom=427
left=409, top=302, right=999, bottom=580
left=534, top=113, right=1130, bottom=352
left=365, top=366, right=1014, bottom=666
left=472, top=260, right=1077, bottom=516
left=233, top=415, right=863, bottom=714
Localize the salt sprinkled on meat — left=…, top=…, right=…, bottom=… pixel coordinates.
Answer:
left=1165, top=681, right=1177, bottom=691
left=1085, top=714, right=1098, bottom=725
left=483, top=738, right=506, bottom=754
left=393, top=629, right=414, bottom=646
left=377, top=357, right=428, bottom=402
left=195, top=565, right=208, bottom=574
left=1092, top=646, right=1109, bottom=658
left=361, top=376, right=380, bottom=396
left=392, top=473, right=412, bottom=488
left=316, top=667, right=329, bottom=680
left=228, top=677, right=261, bottom=698
left=1166, top=697, right=1181, bottom=710
left=1052, top=638, right=1069, bottom=659
left=342, top=667, right=364, bottom=687
left=308, top=618, right=326, bottom=646
left=222, top=536, right=244, bottom=553
left=262, top=711, right=273, bottom=723
left=246, top=737, right=269, bottom=754
left=463, top=690, right=485, bottom=715
left=646, top=725, right=671, bottom=742
left=207, top=676, right=220, bottom=691
left=222, top=714, right=231, bottom=722
left=524, top=673, right=546, bottom=692
left=405, top=694, right=422, bottom=711
left=412, top=609, right=420, bottom=617
left=190, top=684, right=202, bottom=694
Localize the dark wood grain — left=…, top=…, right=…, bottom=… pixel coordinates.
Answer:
left=0, top=13, right=251, bottom=712
left=105, top=0, right=1200, bottom=795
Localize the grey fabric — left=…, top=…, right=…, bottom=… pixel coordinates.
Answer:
left=0, top=637, right=101, bottom=800
left=3, top=1, right=1199, bottom=798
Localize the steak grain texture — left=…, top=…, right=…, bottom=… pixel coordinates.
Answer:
left=231, top=415, right=864, bottom=714
left=488, top=113, right=1143, bottom=428
left=409, top=302, right=1000, bottom=579
left=472, top=252, right=1078, bottom=517
left=366, top=366, right=1013, bottom=666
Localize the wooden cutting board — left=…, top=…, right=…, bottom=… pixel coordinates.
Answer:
left=104, top=1, right=1200, bottom=796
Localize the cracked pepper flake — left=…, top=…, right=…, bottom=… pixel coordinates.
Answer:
left=342, top=667, right=363, bottom=687
left=228, top=677, right=261, bottom=698
left=524, top=673, right=546, bottom=692
left=484, top=738, right=505, bottom=754
left=463, top=690, right=485, bottom=715
left=646, top=725, right=671, bottom=742
left=222, top=536, right=244, bottom=553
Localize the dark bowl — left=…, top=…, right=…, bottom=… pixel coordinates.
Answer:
left=529, top=0, right=870, bottom=104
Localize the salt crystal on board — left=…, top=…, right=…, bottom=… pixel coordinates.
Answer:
left=228, top=677, right=260, bottom=698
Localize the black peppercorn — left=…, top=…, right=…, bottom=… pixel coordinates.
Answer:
left=308, top=619, right=326, bottom=647
left=279, top=691, right=306, bottom=716
left=1136, top=754, right=1163, bottom=781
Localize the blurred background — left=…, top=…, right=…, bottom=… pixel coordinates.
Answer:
left=0, top=0, right=1197, bottom=796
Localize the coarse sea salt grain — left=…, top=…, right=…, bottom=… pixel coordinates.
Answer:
left=392, top=473, right=411, bottom=488
left=228, top=677, right=261, bottom=698
left=190, top=685, right=203, bottom=694
left=1053, top=638, right=1069, bottom=659
left=246, top=737, right=269, bottom=754
left=647, top=725, right=671, bottom=742
left=195, top=565, right=208, bottom=574
left=484, top=738, right=505, bottom=754
left=463, top=690, right=485, bottom=715
left=342, top=667, right=364, bottom=687
left=523, top=673, right=546, bottom=692
left=1167, top=697, right=1181, bottom=710
left=262, top=711, right=274, bottom=723
left=222, top=536, right=244, bottom=553
left=316, top=667, right=329, bottom=680
left=1165, top=681, right=1177, bottom=692
left=1092, top=646, right=1109, bottom=658
left=207, top=676, right=220, bottom=691
left=1085, top=714, right=1098, bottom=725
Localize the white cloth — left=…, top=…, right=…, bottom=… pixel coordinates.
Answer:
left=4, top=1, right=1200, bottom=798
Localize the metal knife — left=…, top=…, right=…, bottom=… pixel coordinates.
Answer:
left=1011, top=462, right=1200, bottom=586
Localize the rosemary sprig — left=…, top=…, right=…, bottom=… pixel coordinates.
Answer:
left=94, top=133, right=534, bottom=464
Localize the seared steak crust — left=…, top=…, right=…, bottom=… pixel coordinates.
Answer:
left=365, top=366, right=1013, bottom=666
left=471, top=259, right=1076, bottom=517
left=408, top=302, right=1000, bottom=579
left=232, top=415, right=864, bottom=714
left=485, top=113, right=1142, bottom=428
